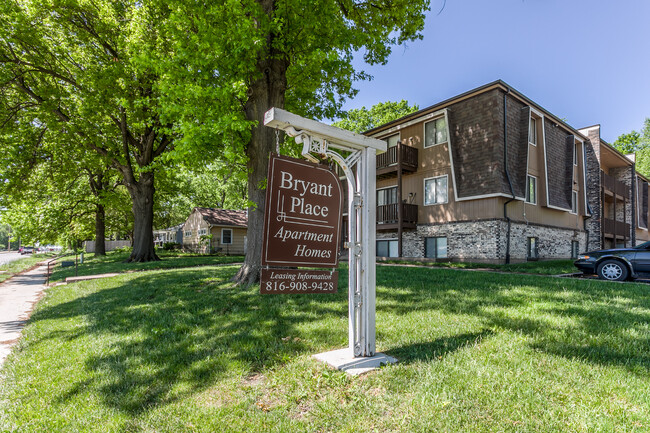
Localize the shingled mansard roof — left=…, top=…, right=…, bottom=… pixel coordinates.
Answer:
left=195, top=207, right=248, bottom=228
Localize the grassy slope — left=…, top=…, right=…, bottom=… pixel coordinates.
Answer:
left=49, top=250, right=244, bottom=282
left=1, top=264, right=649, bottom=432
left=0, top=253, right=55, bottom=283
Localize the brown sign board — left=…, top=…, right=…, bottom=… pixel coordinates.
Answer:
left=262, top=154, right=343, bottom=268
left=260, top=269, right=338, bottom=294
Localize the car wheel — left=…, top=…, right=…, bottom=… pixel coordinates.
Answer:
left=596, top=259, right=629, bottom=281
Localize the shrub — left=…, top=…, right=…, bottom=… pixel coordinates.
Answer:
left=162, top=242, right=181, bottom=251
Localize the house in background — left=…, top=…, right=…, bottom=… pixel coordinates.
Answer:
left=366, top=80, right=589, bottom=263
left=182, top=207, right=248, bottom=254
left=153, top=224, right=184, bottom=247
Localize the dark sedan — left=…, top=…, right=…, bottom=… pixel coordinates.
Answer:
left=574, top=240, right=650, bottom=281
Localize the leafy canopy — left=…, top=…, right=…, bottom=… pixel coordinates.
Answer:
left=613, top=118, right=650, bottom=177
left=333, top=100, right=420, bottom=133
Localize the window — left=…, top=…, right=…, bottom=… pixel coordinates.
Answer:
left=221, top=229, right=233, bottom=244
left=424, top=117, right=448, bottom=147
left=184, top=230, right=192, bottom=237
left=425, top=237, right=448, bottom=259
left=529, top=117, right=537, bottom=145
left=424, top=175, right=448, bottom=205
left=525, top=175, right=537, bottom=205
left=574, top=143, right=579, bottom=166
left=571, top=190, right=578, bottom=214
left=527, top=237, right=539, bottom=260
left=571, top=241, right=580, bottom=259
left=376, top=239, right=398, bottom=257
left=198, top=228, right=207, bottom=236
left=386, top=134, right=400, bottom=148
left=377, top=187, right=398, bottom=206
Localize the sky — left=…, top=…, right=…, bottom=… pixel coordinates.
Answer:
left=339, top=0, right=650, bottom=143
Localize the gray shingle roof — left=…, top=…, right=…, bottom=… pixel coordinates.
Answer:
left=195, top=207, right=247, bottom=228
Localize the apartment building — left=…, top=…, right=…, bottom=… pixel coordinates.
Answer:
left=366, top=80, right=589, bottom=263
left=579, top=125, right=650, bottom=250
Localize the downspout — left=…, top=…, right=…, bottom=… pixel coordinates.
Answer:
left=503, top=88, right=516, bottom=264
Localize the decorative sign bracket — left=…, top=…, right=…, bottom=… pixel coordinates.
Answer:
left=264, top=107, right=387, bottom=358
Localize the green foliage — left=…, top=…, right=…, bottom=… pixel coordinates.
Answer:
left=154, top=162, right=248, bottom=229
left=333, top=100, right=420, bottom=133
left=0, top=0, right=430, bottom=266
left=0, top=223, right=11, bottom=249
left=613, top=130, right=642, bottom=154
left=614, top=118, right=650, bottom=177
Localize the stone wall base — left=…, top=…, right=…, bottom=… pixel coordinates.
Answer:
left=378, top=220, right=586, bottom=264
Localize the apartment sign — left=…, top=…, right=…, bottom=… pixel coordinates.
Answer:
left=262, top=154, right=343, bottom=269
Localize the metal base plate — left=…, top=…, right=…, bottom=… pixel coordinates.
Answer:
left=313, top=348, right=398, bottom=375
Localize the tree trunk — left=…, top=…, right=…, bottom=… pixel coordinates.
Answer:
left=94, top=203, right=106, bottom=256
left=125, top=172, right=159, bottom=262
left=233, top=28, right=288, bottom=285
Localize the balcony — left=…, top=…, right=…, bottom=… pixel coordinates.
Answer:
left=376, top=203, right=418, bottom=231
left=601, top=171, right=629, bottom=199
left=377, top=143, right=418, bottom=179
left=603, top=217, right=630, bottom=239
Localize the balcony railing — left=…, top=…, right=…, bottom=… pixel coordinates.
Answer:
left=377, top=143, right=418, bottom=177
left=603, top=217, right=630, bottom=238
left=377, top=203, right=418, bottom=227
left=601, top=171, right=629, bottom=199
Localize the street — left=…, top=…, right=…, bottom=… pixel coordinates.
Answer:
left=0, top=252, right=24, bottom=266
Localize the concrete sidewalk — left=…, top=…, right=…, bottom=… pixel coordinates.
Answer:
left=0, top=262, right=50, bottom=367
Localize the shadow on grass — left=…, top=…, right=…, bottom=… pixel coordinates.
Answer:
left=376, top=266, right=650, bottom=373
left=30, top=266, right=349, bottom=415
left=48, top=252, right=245, bottom=282
left=387, top=330, right=493, bottom=365
left=26, top=263, right=650, bottom=416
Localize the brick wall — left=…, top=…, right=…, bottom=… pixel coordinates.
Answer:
left=396, top=220, right=586, bottom=263
left=584, top=134, right=602, bottom=251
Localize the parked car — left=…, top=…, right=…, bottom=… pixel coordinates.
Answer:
left=20, top=246, right=34, bottom=255
left=574, top=241, right=650, bottom=281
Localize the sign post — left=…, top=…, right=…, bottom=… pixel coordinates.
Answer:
left=264, top=108, right=397, bottom=374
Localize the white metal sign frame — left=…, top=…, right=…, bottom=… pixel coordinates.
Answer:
left=264, top=107, right=386, bottom=357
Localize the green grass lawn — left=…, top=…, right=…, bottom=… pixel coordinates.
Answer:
left=381, top=258, right=578, bottom=275
left=49, top=249, right=244, bottom=282
left=0, top=253, right=56, bottom=283
left=2, top=264, right=649, bottom=432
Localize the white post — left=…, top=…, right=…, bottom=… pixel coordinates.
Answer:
left=357, top=147, right=377, bottom=356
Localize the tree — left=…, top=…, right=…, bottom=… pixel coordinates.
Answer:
left=613, top=131, right=642, bottom=154
left=0, top=98, right=126, bottom=255
left=1, top=0, right=429, bottom=275
left=333, top=100, right=420, bottom=133
left=0, top=0, right=185, bottom=262
left=0, top=223, right=11, bottom=250
left=614, top=118, right=650, bottom=177
left=160, top=0, right=430, bottom=284
left=154, top=162, right=248, bottom=231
